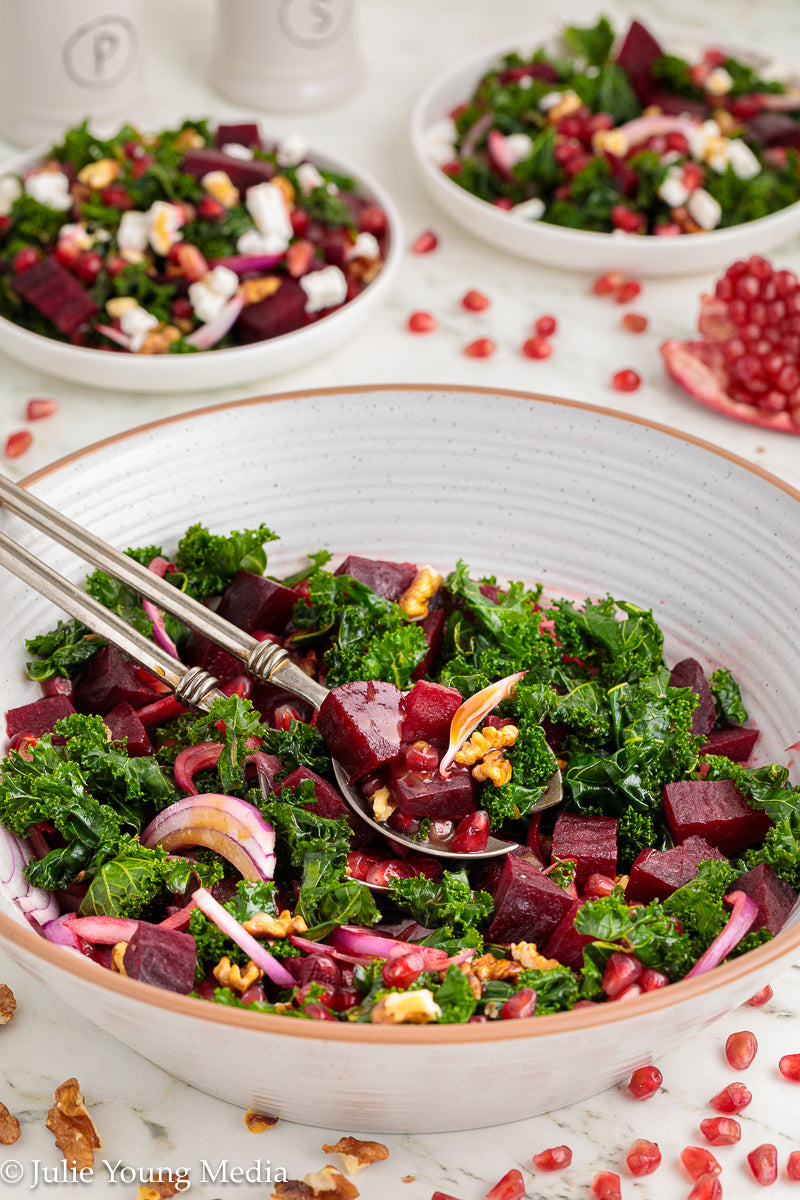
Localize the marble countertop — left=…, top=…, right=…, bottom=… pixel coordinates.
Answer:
left=1, top=0, right=800, bottom=1195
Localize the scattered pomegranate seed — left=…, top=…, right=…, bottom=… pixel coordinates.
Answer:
left=450, top=810, right=490, bottom=854
left=748, top=1143, right=779, bottom=1186
left=486, top=1168, right=525, bottom=1200
left=25, top=398, right=57, bottom=421
left=780, top=1054, right=800, bottom=1081
left=273, top=703, right=301, bottom=731
left=404, top=740, right=439, bottom=771
left=592, top=271, right=625, bottom=295
left=431, top=1193, right=462, bottom=1200
left=464, top=337, right=496, bottom=358
left=788, top=1151, right=800, bottom=1180
left=462, top=289, right=490, bottom=311
left=680, top=1146, right=722, bottom=1182
left=627, top=1065, right=662, bottom=1099
left=286, top=239, right=315, bottom=278
left=412, top=229, right=438, bottom=254
left=625, top=1138, right=661, bottom=1177
left=359, top=204, right=387, bottom=234
left=709, top=1081, right=752, bottom=1113
left=700, top=1117, right=741, bottom=1146
left=175, top=242, right=208, bottom=283
left=611, top=205, right=645, bottom=234
left=747, top=985, right=773, bottom=1006
left=616, top=280, right=642, bottom=305
left=12, top=246, right=40, bottom=274
left=522, top=336, right=552, bottom=360
left=688, top=1175, right=723, bottom=1200
left=591, top=1170, right=621, bottom=1200
left=382, top=950, right=425, bottom=990
left=725, top=1030, right=757, bottom=1070
left=602, top=951, right=642, bottom=998
left=621, top=311, right=648, bottom=333
left=583, top=874, right=616, bottom=897
left=532, top=1145, right=572, bottom=1171
left=4, top=430, right=32, bottom=459
left=639, top=968, right=669, bottom=991
left=500, top=987, right=536, bottom=1020
left=408, top=311, right=437, bottom=334
left=611, top=368, right=641, bottom=392
left=534, top=314, right=557, bottom=337
left=74, top=251, right=103, bottom=284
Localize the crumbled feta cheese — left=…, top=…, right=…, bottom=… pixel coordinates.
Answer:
left=539, top=91, right=565, bottom=112
left=705, top=67, right=734, bottom=96
left=299, top=265, right=347, bottom=313
left=0, top=175, right=21, bottom=216
left=346, top=232, right=380, bottom=261
left=147, top=200, right=183, bottom=255
left=504, top=133, right=534, bottom=168
left=58, top=222, right=93, bottom=250
left=276, top=133, right=308, bottom=168
left=296, top=162, right=325, bottom=194
left=326, top=180, right=339, bottom=195
left=117, top=210, right=149, bottom=252
left=516, top=74, right=533, bottom=88
left=727, top=138, right=761, bottom=180
left=205, top=264, right=240, bottom=298
left=585, top=65, right=600, bottom=79
left=687, top=187, right=722, bottom=230
left=425, top=117, right=457, bottom=167
left=119, top=304, right=159, bottom=351
left=236, top=228, right=287, bottom=256
left=658, top=171, right=690, bottom=208
left=221, top=142, right=254, bottom=161
left=245, top=181, right=292, bottom=251
left=202, top=170, right=239, bottom=208
left=511, top=197, right=545, bottom=221
left=188, top=265, right=240, bottom=323
left=24, top=170, right=71, bottom=211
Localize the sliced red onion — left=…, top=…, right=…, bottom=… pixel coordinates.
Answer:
left=461, top=111, right=493, bottom=159
left=159, top=897, right=198, bottom=930
left=187, top=293, right=244, bottom=350
left=289, top=933, right=372, bottom=965
left=0, top=827, right=59, bottom=924
left=253, top=751, right=282, bottom=795
left=208, top=253, right=284, bottom=273
left=616, top=114, right=700, bottom=148
left=193, top=887, right=295, bottom=987
left=95, top=322, right=133, bottom=350
left=330, top=924, right=473, bottom=971
left=487, top=129, right=514, bottom=177
left=759, top=90, right=800, bottom=111
left=174, top=742, right=223, bottom=794
left=142, top=556, right=179, bottom=659
left=141, top=793, right=276, bottom=881
left=685, top=891, right=759, bottom=979
left=65, top=915, right=139, bottom=944
left=42, top=915, right=86, bottom=954
left=440, top=670, right=527, bottom=776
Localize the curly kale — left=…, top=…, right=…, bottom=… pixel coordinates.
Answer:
left=744, top=818, right=800, bottom=890
left=434, top=965, right=478, bottom=1023
left=174, top=521, right=278, bottom=599
left=387, top=869, right=493, bottom=937
left=709, top=668, right=748, bottom=725
left=704, top=756, right=800, bottom=826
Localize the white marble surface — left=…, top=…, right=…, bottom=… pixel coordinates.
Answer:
left=1, top=0, right=800, bottom=1195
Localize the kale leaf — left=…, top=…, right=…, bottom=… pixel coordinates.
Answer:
left=25, top=619, right=101, bottom=681
left=434, top=965, right=478, bottom=1023
left=174, top=522, right=278, bottom=599
left=709, top=668, right=748, bottom=725
left=387, top=869, right=493, bottom=936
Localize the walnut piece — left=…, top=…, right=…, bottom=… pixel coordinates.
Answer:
left=370, top=989, right=441, bottom=1024
left=455, top=724, right=519, bottom=766
left=245, top=1109, right=279, bottom=1132
left=398, top=565, right=443, bottom=619
left=546, top=91, right=582, bottom=123
left=510, top=942, right=561, bottom=971
left=243, top=910, right=307, bottom=939
left=202, top=169, right=240, bottom=208
left=272, top=1166, right=359, bottom=1200
left=0, top=1101, right=20, bottom=1145
left=174, top=127, right=205, bottom=151
left=45, top=1078, right=102, bottom=1171
left=242, top=276, right=283, bottom=305
left=470, top=953, right=522, bottom=982
left=369, top=785, right=396, bottom=823
left=138, top=1180, right=186, bottom=1200
left=271, top=175, right=296, bottom=206
left=471, top=748, right=512, bottom=787
left=322, top=1136, right=389, bottom=1174
left=110, top=941, right=128, bottom=974
left=0, top=983, right=16, bottom=1025
left=77, top=158, right=120, bottom=189
left=213, top=956, right=263, bottom=994
left=137, top=324, right=182, bottom=355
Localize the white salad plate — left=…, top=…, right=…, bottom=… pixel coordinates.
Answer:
left=1, top=384, right=799, bottom=1132
left=411, top=25, right=800, bottom=277
left=0, top=140, right=402, bottom=392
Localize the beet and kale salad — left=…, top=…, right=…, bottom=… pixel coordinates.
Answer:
left=0, top=120, right=388, bottom=353
left=1, top=525, right=799, bottom=1024
left=429, top=15, right=800, bottom=235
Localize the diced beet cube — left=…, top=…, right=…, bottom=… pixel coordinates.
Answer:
left=543, top=897, right=593, bottom=971
left=402, top=680, right=462, bottom=743
left=334, top=555, right=418, bottom=602
left=614, top=18, right=665, bottom=102
left=390, top=761, right=477, bottom=820
left=732, top=863, right=797, bottom=934
left=233, top=278, right=308, bottom=343
left=472, top=845, right=544, bottom=895
left=701, top=725, right=760, bottom=762
left=123, top=922, right=196, bottom=994
left=181, top=147, right=274, bottom=191
left=12, top=256, right=99, bottom=335
left=249, top=680, right=312, bottom=726
left=646, top=91, right=709, bottom=119
left=182, top=631, right=240, bottom=684
left=276, top=764, right=373, bottom=846
left=663, top=779, right=771, bottom=855
left=103, top=701, right=153, bottom=756
left=217, top=570, right=297, bottom=636
left=412, top=609, right=446, bottom=680
left=73, top=644, right=159, bottom=715
left=669, top=658, right=716, bottom=736
left=747, top=113, right=800, bottom=150
left=627, top=835, right=724, bottom=902
left=215, top=123, right=263, bottom=150
left=479, top=583, right=504, bottom=604
left=5, top=693, right=75, bottom=738
left=485, top=856, right=574, bottom=945
left=551, top=813, right=617, bottom=887
left=317, top=680, right=404, bottom=782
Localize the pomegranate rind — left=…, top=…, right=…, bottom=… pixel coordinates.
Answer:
left=660, top=339, right=800, bottom=435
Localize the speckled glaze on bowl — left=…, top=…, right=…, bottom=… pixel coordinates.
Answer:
left=1, top=385, right=799, bottom=1132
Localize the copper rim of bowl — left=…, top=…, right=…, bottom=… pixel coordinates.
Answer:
left=2, top=382, right=798, bottom=1043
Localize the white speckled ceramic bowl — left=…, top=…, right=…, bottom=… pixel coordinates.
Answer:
left=1, top=385, right=799, bottom=1132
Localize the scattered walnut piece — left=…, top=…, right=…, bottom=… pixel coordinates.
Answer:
left=138, top=1180, right=185, bottom=1200
left=45, top=1077, right=102, bottom=1171
left=510, top=942, right=560, bottom=971
left=272, top=1184, right=314, bottom=1200
left=0, top=1101, right=20, bottom=1145
left=0, top=984, right=16, bottom=1025
left=471, top=748, right=512, bottom=787
left=271, top=175, right=296, bottom=206
left=321, top=1136, right=389, bottom=1175
left=243, top=910, right=307, bottom=939
left=370, top=989, right=441, bottom=1025
left=402, top=1176, right=416, bottom=1184
left=272, top=1168, right=359, bottom=1200
left=137, top=324, right=182, bottom=355
left=245, top=1109, right=279, bottom=1132
left=213, top=956, right=264, bottom=994
left=110, top=941, right=128, bottom=974
left=242, top=276, right=282, bottom=305
left=470, top=953, right=521, bottom=982
left=398, top=565, right=443, bottom=619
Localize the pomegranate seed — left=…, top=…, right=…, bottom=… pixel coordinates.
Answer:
left=175, top=242, right=208, bottom=283
left=554, top=139, right=584, bottom=166
left=748, top=1144, right=778, bottom=1186
left=492, top=196, right=514, bottom=209
left=286, top=239, right=315, bottom=277
left=41, top=675, right=72, bottom=698
left=611, top=368, right=641, bottom=392
left=75, top=252, right=103, bottom=284
left=431, top=1193, right=463, bottom=1200
left=592, top=271, right=625, bottom=295
left=346, top=851, right=382, bottom=881
left=100, top=183, right=134, bottom=210
left=382, top=950, right=425, bottom=989
left=387, top=810, right=421, bottom=837
left=4, top=430, right=32, bottom=459
left=412, top=230, right=438, bottom=254
left=522, top=336, right=552, bottom=359
left=780, top=1053, right=800, bottom=1081
left=591, top=1171, right=621, bottom=1200
left=666, top=131, right=690, bottom=153
left=616, top=279, right=642, bottom=304
left=583, top=873, right=616, bottom=897
left=359, top=204, right=387, bottom=234
left=747, top=984, right=773, bottom=1006
left=131, top=153, right=154, bottom=178
left=627, top=1065, right=662, bottom=1099
left=700, top=1117, right=741, bottom=1146
left=404, top=740, right=439, bottom=771
left=615, top=982, right=643, bottom=1000
left=365, top=859, right=415, bottom=886
left=25, top=398, right=57, bottom=420
left=682, top=162, right=705, bottom=193
left=450, top=810, right=490, bottom=854
left=486, top=1168, right=525, bottom=1200
left=788, top=1151, right=800, bottom=1180
left=500, top=987, right=536, bottom=1020
left=462, top=289, right=490, bottom=311
left=171, top=297, right=193, bottom=322
left=709, top=1081, right=752, bottom=1113
left=725, top=1030, right=757, bottom=1070
left=290, top=207, right=310, bottom=236
left=54, top=239, right=82, bottom=269
left=12, top=246, right=40, bottom=274
left=464, top=337, right=496, bottom=358
left=602, top=951, right=642, bottom=998
left=639, top=968, right=669, bottom=991
left=621, top=312, right=648, bottom=333
left=532, top=1145, right=572, bottom=1171
left=626, top=1138, right=661, bottom=1176
left=534, top=314, right=557, bottom=337
left=681, top=1146, right=722, bottom=1182
left=406, top=855, right=442, bottom=880
left=688, top=1176, right=723, bottom=1200
left=654, top=222, right=681, bottom=236
left=611, top=204, right=644, bottom=234
left=194, top=195, right=225, bottom=221
left=105, top=254, right=128, bottom=277
left=273, top=703, right=301, bottom=731
left=408, top=311, right=437, bottom=333
left=429, top=819, right=455, bottom=844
